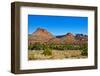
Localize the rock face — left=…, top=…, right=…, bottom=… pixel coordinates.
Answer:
left=28, top=28, right=88, bottom=45
left=60, top=33, right=75, bottom=44
left=32, top=28, right=53, bottom=38
left=48, top=37, right=62, bottom=44
left=28, top=28, right=53, bottom=45
left=74, top=34, right=88, bottom=45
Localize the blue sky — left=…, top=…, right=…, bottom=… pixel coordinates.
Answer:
left=28, top=15, right=88, bottom=35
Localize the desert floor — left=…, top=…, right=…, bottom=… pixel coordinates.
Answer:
left=28, top=50, right=87, bottom=60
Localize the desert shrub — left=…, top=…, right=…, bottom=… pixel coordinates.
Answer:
left=64, top=44, right=81, bottom=50
left=49, top=44, right=56, bottom=50
left=49, top=44, right=80, bottom=50
left=82, top=48, right=88, bottom=56
left=73, top=45, right=80, bottom=50
left=79, top=43, right=87, bottom=50
left=62, top=45, right=67, bottom=50
left=34, top=44, right=41, bottom=50
left=32, top=43, right=44, bottom=50
left=28, top=43, right=46, bottom=50
left=55, top=45, right=63, bottom=50
left=42, top=45, right=52, bottom=56
left=81, top=43, right=88, bottom=56
left=36, top=44, right=81, bottom=51
left=65, top=45, right=74, bottom=50
left=55, top=45, right=68, bottom=50
left=49, top=44, right=62, bottom=50
left=81, top=47, right=88, bottom=56
left=60, top=45, right=69, bottom=50
left=28, top=45, right=34, bottom=50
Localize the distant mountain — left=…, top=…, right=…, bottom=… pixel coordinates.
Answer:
left=56, top=35, right=65, bottom=38
left=75, top=34, right=88, bottom=40
left=32, top=28, right=53, bottom=38
left=61, top=33, right=75, bottom=44
left=28, top=28, right=54, bottom=44
left=28, top=28, right=88, bottom=45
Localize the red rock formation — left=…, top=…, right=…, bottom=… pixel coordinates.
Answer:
left=28, top=28, right=88, bottom=45
left=63, top=33, right=75, bottom=44
left=28, top=28, right=53, bottom=45
left=48, top=37, right=62, bottom=44
left=32, top=28, right=53, bottom=38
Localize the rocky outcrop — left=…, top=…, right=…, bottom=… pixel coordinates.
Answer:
left=61, top=33, right=75, bottom=44
left=28, top=28, right=53, bottom=45
left=28, top=28, right=88, bottom=45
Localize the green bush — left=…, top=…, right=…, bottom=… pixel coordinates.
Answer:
left=65, top=45, right=74, bottom=50
left=49, top=44, right=56, bottom=50
left=73, top=45, right=80, bottom=50
left=81, top=47, right=88, bottom=56
left=81, top=43, right=88, bottom=56
left=28, top=45, right=34, bottom=50
left=33, top=43, right=43, bottom=50
left=49, top=44, right=68, bottom=50
left=54, top=45, right=63, bottom=50
left=42, top=45, right=52, bottom=56
left=29, top=43, right=45, bottom=50
left=49, top=44, right=80, bottom=50
left=28, top=43, right=84, bottom=51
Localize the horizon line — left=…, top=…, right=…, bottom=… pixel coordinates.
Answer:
left=28, top=27, right=88, bottom=35
left=28, top=32, right=88, bottom=36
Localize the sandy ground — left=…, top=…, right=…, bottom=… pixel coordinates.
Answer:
left=28, top=50, right=87, bottom=60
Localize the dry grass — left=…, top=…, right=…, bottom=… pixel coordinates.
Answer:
left=28, top=50, right=87, bottom=60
